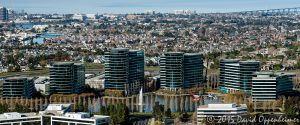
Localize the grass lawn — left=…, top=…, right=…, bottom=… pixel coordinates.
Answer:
left=84, top=63, right=104, bottom=70
left=0, top=68, right=49, bottom=77
left=145, top=66, right=159, bottom=71
left=0, top=63, right=104, bottom=77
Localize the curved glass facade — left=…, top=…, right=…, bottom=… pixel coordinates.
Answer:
left=220, top=59, right=260, bottom=94
left=183, top=53, right=203, bottom=88
left=104, top=48, right=144, bottom=95
left=160, top=52, right=203, bottom=90
left=49, top=62, right=85, bottom=94
left=2, top=77, right=34, bottom=98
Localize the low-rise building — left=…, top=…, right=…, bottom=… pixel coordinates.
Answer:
left=0, top=104, right=110, bottom=125
left=51, top=112, right=110, bottom=125
left=39, top=104, right=72, bottom=116
left=0, top=112, right=41, bottom=125
left=197, top=103, right=247, bottom=124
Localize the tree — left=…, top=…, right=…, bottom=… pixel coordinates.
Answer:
left=0, top=104, right=9, bottom=113
left=14, top=104, right=30, bottom=113
left=76, top=103, right=84, bottom=112
left=28, top=56, right=37, bottom=70
left=99, top=103, right=129, bottom=125
left=153, top=102, right=164, bottom=121
left=165, top=108, right=172, bottom=118
left=180, top=112, right=190, bottom=122
left=39, top=60, right=47, bottom=68
left=296, top=61, right=300, bottom=69
left=284, top=96, right=300, bottom=116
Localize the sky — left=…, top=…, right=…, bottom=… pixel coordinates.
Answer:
left=1, top=0, right=300, bottom=14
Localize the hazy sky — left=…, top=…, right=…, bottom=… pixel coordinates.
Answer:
left=1, top=0, right=300, bottom=14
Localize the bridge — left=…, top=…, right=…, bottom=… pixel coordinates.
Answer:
left=238, top=7, right=300, bottom=16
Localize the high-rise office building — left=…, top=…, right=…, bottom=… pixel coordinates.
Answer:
left=49, top=62, right=85, bottom=94
left=183, top=53, right=204, bottom=88
left=2, top=77, right=34, bottom=98
left=252, top=72, right=294, bottom=102
left=160, top=52, right=203, bottom=90
left=0, top=7, right=8, bottom=21
left=219, top=59, right=260, bottom=94
left=104, top=48, right=144, bottom=95
left=74, top=64, right=85, bottom=93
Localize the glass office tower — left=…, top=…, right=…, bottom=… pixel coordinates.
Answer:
left=50, top=62, right=85, bottom=94
left=220, top=59, right=260, bottom=94
left=2, top=77, right=34, bottom=98
left=104, top=48, right=144, bottom=95
left=183, top=53, right=204, bottom=88
left=160, top=52, right=203, bottom=90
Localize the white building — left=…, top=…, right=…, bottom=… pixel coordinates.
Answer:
left=0, top=112, right=41, bottom=125
left=51, top=112, right=110, bottom=125
left=39, top=104, right=72, bottom=116
left=0, top=104, right=110, bottom=125
left=34, top=76, right=50, bottom=95
left=86, top=74, right=105, bottom=90
left=197, top=103, right=247, bottom=124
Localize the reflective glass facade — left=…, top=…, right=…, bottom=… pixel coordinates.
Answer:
left=160, top=52, right=203, bottom=90
left=50, top=62, right=85, bottom=94
left=220, top=59, right=260, bottom=94
left=104, top=48, right=144, bottom=95
left=2, top=77, right=34, bottom=98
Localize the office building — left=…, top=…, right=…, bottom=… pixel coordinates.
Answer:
left=252, top=72, right=295, bottom=102
left=197, top=103, right=247, bottom=124
left=2, top=77, right=34, bottom=98
left=160, top=52, right=203, bottom=90
left=104, top=48, right=144, bottom=95
left=219, top=59, right=260, bottom=94
left=0, top=104, right=110, bottom=125
left=49, top=62, right=85, bottom=94
left=40, top=104, right=110, bottom=125
left=0, top=7, right=8, bottom=21
left=0, top=112, right=41, bottom=125
left=51, top=112, right=110, bottom=125
left=39, top=104, right=72, bottom=116
left=74, top=64, right=85, bottom=93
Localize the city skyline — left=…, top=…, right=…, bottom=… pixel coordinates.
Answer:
left=1, top=0, right=300, bottom=14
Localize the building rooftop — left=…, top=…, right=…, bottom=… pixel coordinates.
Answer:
left=220, top=59, right=240, bottom=62
left=5, top=77, right=34, bottom=80
left=129, top=49, right=143, bottom=52
left=111, top=48, right=129, bottom=51
left=34, top=76, right=49, bottom=84
left=184, top=53, right=203, bottom=56
left=254, top=72, right=296, bottom=79
left=39, top=104, right=72, bottom=116
left=52, top=62, right=74, bottom=65
left=198, top=103, right=247, bottom=109
left=63, top=112, right=110, bottom=120
left=0, top=112, right=38, bottom=120
left=240, top=60, right=260, bottom=63
left=165, top=52, right=184, bottom=54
